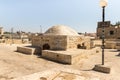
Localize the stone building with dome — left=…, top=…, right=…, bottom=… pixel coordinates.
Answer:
left=32, top=25, right=92, bottom=50
left=17, top=25, right=97, bottom=64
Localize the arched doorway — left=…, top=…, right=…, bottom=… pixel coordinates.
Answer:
left=77, top=44, right=82, bottom=49
left=43, top=44, right=50, bottom=50
left=77, top=43, right=86, bottom=49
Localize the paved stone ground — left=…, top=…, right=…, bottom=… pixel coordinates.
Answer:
left=12, top=68, right=100, bottom=80
left=0, top=43, right=120, bottom=80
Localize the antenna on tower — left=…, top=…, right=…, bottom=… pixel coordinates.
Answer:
left=11, top=27, right=14, bottom=45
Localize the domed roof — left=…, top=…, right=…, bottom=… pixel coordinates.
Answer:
left=44, top=25, right=79, bottom=36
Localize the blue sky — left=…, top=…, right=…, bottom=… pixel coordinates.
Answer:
left=0, top=0, right=119, bottom=33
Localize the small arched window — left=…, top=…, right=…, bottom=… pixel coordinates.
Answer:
left=109, top=31, right=114, bottom=35
left=43, top=44, right=50, bottom=50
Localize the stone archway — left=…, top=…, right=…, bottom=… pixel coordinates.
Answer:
left=77, top=43, right=86, bottom=49
left=77, top=44, right=82, bottom=49
left=43, top=43, right=50, bottom=50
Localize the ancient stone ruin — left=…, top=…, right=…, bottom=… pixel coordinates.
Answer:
left=32, top=25, right=93, bottom=50
left=17, top=25, right=99, bottom=64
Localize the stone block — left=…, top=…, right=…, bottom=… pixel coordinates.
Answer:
left=17, top=47, right=33, bottom=55
left=42, top=47, right=99, bottom=64
left=116, top=46, right=120, bottom=51
left=40, top=77, right=47, bottom=80
left=42, top=50, right=71, bottom=64
left=17, top=46, right=41, bottom=55
left=93, top=64, right=111, bottom=73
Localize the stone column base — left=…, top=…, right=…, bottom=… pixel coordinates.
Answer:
left=117, top=53, right=120, bottom=56
left=93, top=64, right=111, bottom=73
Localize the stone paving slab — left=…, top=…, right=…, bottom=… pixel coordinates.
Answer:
left=11, top=68, right=100, bottom=80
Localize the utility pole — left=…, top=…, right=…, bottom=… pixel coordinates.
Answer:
left=11, top=27, right=14, bottom=45
left=40, top=25, right=42, bottom=34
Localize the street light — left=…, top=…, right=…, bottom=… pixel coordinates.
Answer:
left=93, top=0, right=110, bottom=73
left=99, top=0, right=108, bottom=65
left=100, top=0, right=107, bottom=7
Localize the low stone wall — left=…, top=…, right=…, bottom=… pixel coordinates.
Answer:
left=17, top=47, right=34, bottom=55
left=17, top=46, right=41, bottom=55
left=105, top=42, right=116, bottom=49
left=42, top=50, right=71, bottom=64
left=72, top=47, right=100, bottom=64
left=116, top=46, right=120, bottom=50
left=0, top=39, right=5, bottom=43
left=105, top=41, right=120, bottom=49
left=105, top=39, right=120, bottom=49
left=93, top=40, right=102, bottom=47
left=42, top=47, right=100, bottom=64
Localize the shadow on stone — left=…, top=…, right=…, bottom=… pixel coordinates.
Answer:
left=82, top=69, right=93, bottom=71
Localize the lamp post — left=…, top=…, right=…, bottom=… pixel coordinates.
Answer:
left=99, top=0, right=108, bottom=65
left=93, top=0, right=110, bottom=73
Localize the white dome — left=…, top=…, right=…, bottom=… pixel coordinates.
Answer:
left=44, top=25, right=79, bottom=36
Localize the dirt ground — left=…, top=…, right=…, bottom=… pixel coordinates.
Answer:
left=0, top=43, right=120, bottom=80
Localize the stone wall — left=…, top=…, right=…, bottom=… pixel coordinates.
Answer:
left=42, top=47, right=100, bottom=64
left=97, top=26, right=120, bottom=39
left=0, top=27, right=3, bottom=35
left=17, top=47, right=35, bottom=55
left=32, top=36, right=41, bottom=47
left=32, top=35, right=92, bottom=50
left=32, top=35, right=67, bottom=50
left=17, top=46, right=41, bottom=55
left=83, top=37, right=93, bottom=49
left=105, top=39, right=120, bottom=49
left=93, top=40, right=102, bottom=47
left=67, top=36, right=92, bottom=50
left=4, top=39, right=29, bottom=44
left=67, top=36, right=82, bottom=49
left=116, top=46, right=120, bottom=50
left=42, top=50, right=71, bottom=64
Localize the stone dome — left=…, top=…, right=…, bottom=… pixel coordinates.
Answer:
left=44, top=25, right=79, bottom=36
